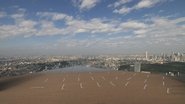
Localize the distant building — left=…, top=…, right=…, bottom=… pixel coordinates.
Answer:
left=145, top=51, right=148, bottom=60
left=134, top=62, right=141, bottom=72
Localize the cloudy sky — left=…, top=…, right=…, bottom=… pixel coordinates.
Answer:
left=0, top=0, right=185, bottom=56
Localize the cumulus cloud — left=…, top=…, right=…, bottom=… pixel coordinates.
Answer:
left=37, top=12, right=73, bottom=21
left=66, top=18, right=119, bottom=34
left=50, top=15, right=185, bottom=51
left=113, top=6, right=132, bottom=14
left=135, top=0, right=161, bottom=9
left=0, top=8, right=185, bottom=53
left=134, top=29, right=147, bottom=35
left=72, top=0, right=100, bottom=11
left=148, top=16, right=185, bottom=38
left=0, top=20, right=37, bottom=38
left=111, top=0, right=168, bottom=14
left=0, top=11, right=37, bottom=38
left=120, top=21, right=147, bottom=29
left=36, top=12, right=121, bottom=36
left=108, top=0, right=132, bottom=8
left=36, top=21, right=62, bottom=36
left=1, top=10, right=185, bottom=40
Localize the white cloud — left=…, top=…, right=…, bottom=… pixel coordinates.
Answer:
left=148, top=16, right=185, bottom=38
left=1, top=9, right=185, bottom=53
left=108, top=0, right=132, bottom=8
left=134, top=29, right=147, bottom=35
left=37, top=12, right=73, bottom=21
left=1, top=10, right=185, bottom=42
left=17, top=8, right=26, bottom=13
left=0, top=19, right=37, bottom=38
left=36, top=21, right=62, bottom=36
left=72, top=0, right=100, bottom=11
left=0, top=11, right=37, bottom=38
left=135, top=0, right=161, bottom=9
left=120, top=21, right=147, bottom=29
left=171, top=17, right=185, bottom=24
left=11, top=13, right=24, bottom=19
left=113, top=7, right=132, bottom=14
left=112, top=0, right=168, bottom=14
left=19, top=20, right=37, bottom=27
left=10, top=8, right=26, bottom=19
left=36, top=12, right=120, bottom=36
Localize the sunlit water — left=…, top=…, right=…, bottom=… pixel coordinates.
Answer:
left=44, top=65, right=110, bottom=73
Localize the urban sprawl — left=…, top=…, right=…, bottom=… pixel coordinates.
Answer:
left=0, top=52, right=185, bottom=77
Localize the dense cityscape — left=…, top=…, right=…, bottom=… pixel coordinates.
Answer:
left=0, top=0, right=185, bottom=104
left=1, top=52, right=185, bottom=77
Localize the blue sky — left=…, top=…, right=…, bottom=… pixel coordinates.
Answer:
left=0, top=0, right=185, bottom=56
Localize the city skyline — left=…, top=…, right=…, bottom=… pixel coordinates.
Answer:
left=0, top=0, right=185, bottom=56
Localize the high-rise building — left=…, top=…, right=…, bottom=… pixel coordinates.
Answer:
left=145, top=51, right=148, bottom=60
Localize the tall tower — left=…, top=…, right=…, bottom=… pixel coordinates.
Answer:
left=145, top=51, right=148, bottom=60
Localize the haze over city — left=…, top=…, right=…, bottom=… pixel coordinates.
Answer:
left=0, top=0, right=185, bottom=56
left=1, top=1, right=185, bottom=104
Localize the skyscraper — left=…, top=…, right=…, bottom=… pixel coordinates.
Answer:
left=146, top=51, right=148, bottom=60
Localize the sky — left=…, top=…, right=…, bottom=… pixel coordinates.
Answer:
left=0, top=0, right=185, bottom=56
